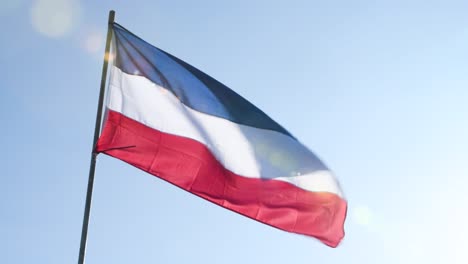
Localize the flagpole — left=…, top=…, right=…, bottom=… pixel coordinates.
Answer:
left=77, top=10, right=115, bottom=264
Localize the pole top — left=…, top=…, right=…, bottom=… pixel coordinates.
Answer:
left=108, top=10, right=115, bottom=24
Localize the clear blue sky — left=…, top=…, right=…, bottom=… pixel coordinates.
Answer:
left=2, top=0, right=468, bottom=263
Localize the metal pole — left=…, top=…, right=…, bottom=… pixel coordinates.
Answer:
left=77, top=10, right=115, bottom=264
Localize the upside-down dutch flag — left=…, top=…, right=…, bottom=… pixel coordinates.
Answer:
left=96, top=23, right=347, bottom=247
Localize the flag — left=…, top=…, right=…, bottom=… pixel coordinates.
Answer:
left=96, top=23, right=347, bottom=247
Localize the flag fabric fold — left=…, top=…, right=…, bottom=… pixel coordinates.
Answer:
left=96, top=23, right=347, bottom=247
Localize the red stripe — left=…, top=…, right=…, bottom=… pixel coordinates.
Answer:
left=96, top=110, right=347, bottom=247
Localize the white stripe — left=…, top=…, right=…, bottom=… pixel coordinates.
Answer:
left=107, top=66, right=343, bottom=197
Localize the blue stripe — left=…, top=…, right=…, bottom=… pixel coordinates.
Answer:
left=112, top=23, right=293, bottom=138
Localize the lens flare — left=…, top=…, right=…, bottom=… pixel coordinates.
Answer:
left=83, top=30, right=104, bottom=54
left=30, top=0, right=82, bottom=38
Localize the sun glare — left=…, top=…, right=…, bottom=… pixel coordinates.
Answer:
left=104, top=51, right=115, bottom=62
left=353, top=205, right=372, bottom=226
